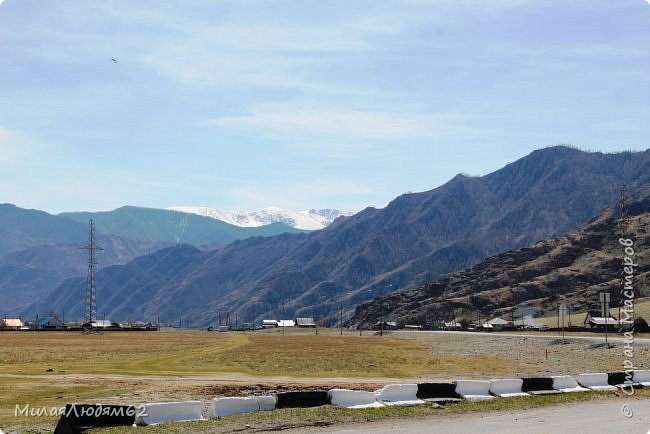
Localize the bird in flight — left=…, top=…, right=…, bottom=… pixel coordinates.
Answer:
left=111, top=58, right=118, bottom=63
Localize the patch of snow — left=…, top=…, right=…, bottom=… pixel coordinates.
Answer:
left=167, top=206, right=353, bottom=230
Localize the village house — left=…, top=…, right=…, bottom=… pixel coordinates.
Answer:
left=262, top=319, right=279, bottom=328
left=484, top=317, right=515, bottom=331
left=443, top=320, right=462, bottom=330
left=584, top=311, right=620, bottom=330
left=34, top=316, right=65, bottom=329
left=277, top=319, right=295, bottom=328
left=295, top=317, right=316, bottom=328
left=0, top=318, right=26, bottom=330
left=375, top=320, right=397, bottom=330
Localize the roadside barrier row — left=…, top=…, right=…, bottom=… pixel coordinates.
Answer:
left=52, top=370, right=650, bottom=429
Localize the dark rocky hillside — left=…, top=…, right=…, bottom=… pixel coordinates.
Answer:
left=350, top=185, right=650, bottom=328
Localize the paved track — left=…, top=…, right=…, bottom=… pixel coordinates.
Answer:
left=292, top=397, right=650, bottom=434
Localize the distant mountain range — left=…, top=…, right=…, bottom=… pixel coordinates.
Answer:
left=24, top=146, right=650, bottom=326
left=350, top=184, right=650, bottom=328
left=0, top=235, right=165, bottom=314
left=60, top=206, right=305, bottom=248
left=0, top=205, right=303, bottom=316
left=166, top=207, right=353, bottom=230
left=0, top=204, right=88, bottom=255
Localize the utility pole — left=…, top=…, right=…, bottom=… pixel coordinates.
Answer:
left=600, top=292, right=610, bottom=346
left=380, top=304, right=384, bottom=337
left=559, top=303, right=568, bottom=344
left=339, top=302, right=343, bottom=336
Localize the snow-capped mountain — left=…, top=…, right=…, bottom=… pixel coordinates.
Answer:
left=166, top=206, right=354, bottom=230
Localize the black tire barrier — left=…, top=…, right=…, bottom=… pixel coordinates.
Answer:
left=416, top=383, right=462, bottom=402
left=608, top=371, right=642, bottom=389
left=607, top=372, right=632, bottom=386
left=53, top=404, right=136, bottom=433
left=607, top=371, right=639, bottom=387
left=53, top=416, right=79, bottom=434
left=608, top=371, right=628, bottom=386
left=275, top=391, right=329, bottom=409
left=521, top=377, right=560, bottom=395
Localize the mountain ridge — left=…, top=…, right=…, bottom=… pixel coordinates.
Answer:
left=25, top=146, right=650, bottom=326
left=350, top=184, right=650, bottom=328
left=60, top=205, right=304, bottom=248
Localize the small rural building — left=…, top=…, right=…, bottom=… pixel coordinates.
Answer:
left=404, top=324, right=423, bottom=331
left=443, top=321, right=462, bottom=330
left=262, top=319, right=278, bottom=328
left=121, top=320, right=150, bottom=328
left=486, top=317, right=514, bottom=331
left=35, top=316, right=65, bottom=329
left=0, top=318, right=26, bottom=330
left=375, top=321, right=397, bottom=330
left=584, top=311, right=619, bottom=329
left=295, top=317, right=316, bottom=328
left=480, top=322, right=494, bottom=331
left=277, top=319, right=295, bottom=327
left=92, top=320, right=114, bottom=328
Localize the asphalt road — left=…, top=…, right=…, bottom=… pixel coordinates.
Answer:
left=298, top=398, right=650, bottom=434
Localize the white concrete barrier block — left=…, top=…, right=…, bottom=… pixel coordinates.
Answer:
left=633, top=370, right=650, bottom=387
left=455, top=380, right=495, bottom=401
left=256, top=395, right=277, bottom=412
left=577, top=373, right=617, bottom=391
left=209, top=397, right=260, bottom=418
left=489, top=379, right=529, bottom=397
left=134, top=401, right=203, bottom=426
left=374, top=384, right=424, bottom=406
left=328, top=389, right=385, bottom=409
left=551, top=375, right=590, bottom=393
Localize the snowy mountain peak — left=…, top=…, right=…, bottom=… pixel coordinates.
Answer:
left=167, top=206, right=354, bottom=230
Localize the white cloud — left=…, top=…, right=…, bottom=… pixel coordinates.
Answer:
left=200, top=24, right=367, bottom=53
left=209, top=106, right=460, bottom=142
left=134, top=11, right=403, bottom=92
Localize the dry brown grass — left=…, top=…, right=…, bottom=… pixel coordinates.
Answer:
left=0, top=329, right=511, bottom=378
left=196, top=333, right=511, bottom=378
left=1, top=327, right=648, bottom=430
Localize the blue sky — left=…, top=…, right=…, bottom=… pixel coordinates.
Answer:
left=0, top=0, right=648, bottom=214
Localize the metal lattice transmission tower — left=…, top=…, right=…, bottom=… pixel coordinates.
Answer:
left=81, top=220, right=103, bottom=325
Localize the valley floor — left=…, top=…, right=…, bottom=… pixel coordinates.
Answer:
left=1, top=328, right=648, bottom=432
